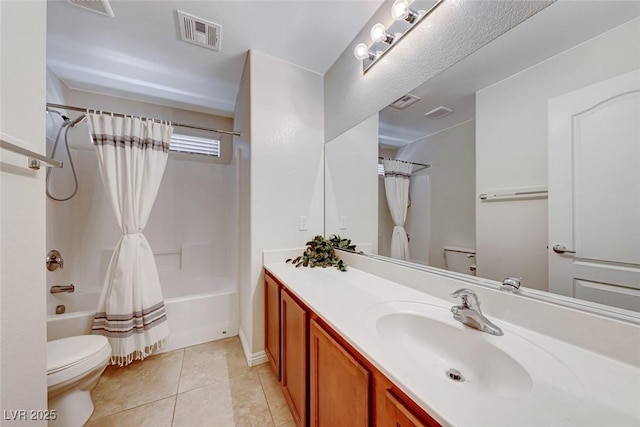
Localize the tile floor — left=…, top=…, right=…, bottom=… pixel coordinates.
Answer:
left=86, top=336, right=294, bottom=427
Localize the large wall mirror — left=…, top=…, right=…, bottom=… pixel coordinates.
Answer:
left=325, top=1, right=640, bottom=320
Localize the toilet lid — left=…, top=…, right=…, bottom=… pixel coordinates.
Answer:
left=47, top=335, right=110, bottom=374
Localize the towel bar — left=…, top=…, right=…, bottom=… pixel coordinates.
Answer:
left=1, top=137, right=62, bottom=170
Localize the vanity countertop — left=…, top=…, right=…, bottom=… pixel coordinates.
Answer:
left=265, top=261, right=640, bottom=427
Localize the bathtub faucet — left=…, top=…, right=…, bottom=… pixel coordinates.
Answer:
left=50, top=284, right=75, bottom=294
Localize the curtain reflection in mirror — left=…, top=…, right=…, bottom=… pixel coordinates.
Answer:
left=382, top=159, right=413, bottom=260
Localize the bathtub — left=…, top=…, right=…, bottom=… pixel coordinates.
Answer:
left=47, top=277, right=238, bottom=352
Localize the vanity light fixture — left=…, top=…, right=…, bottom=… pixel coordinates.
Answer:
left=370, top=23, right=396, bottom=45
left=354, top=43, right=378, bottom=61
left=354, top=0, right=444, bottom=74
left=391, top=0, right=420, bottom=24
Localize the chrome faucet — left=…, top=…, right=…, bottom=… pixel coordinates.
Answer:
left=501, top=277, right=521, bottom=293
left=450, top=288, right=503, bottom=336
left=46, top=249, right=64, bottom=271
left=50, top=284, right=74, bottom=294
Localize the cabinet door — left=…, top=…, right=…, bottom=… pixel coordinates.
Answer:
left=310, top=319, right=370, bottom=427
left=281, top=290, right=308, bottom=426
left=264, top=274, right=281, bottom=378
left=381, top=390, right=428, bottom=427
left=375, top=373, right=440, bottom=427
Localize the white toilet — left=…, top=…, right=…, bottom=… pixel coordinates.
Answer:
left=443, top=246, right=476, bottom=276
left=47, top=335, right=112, bottom=427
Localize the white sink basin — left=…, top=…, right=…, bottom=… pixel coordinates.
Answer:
left=377, top=310, right=533, bottom=397
left=363, top=301, right=582, bottom=400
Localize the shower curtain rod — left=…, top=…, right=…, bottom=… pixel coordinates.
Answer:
left=378, top=156, right=431, bottom=170
left=46, top=103, right=241, bottom=136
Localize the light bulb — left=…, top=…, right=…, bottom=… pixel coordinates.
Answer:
left=354, top=43, right=370, bottom=60
left=391, top=0, right=410, bottom=20
left=370, top=23, right=387, bottom=43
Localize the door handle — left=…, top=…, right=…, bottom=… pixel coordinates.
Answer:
left=552, top=244, right=576, bottom=254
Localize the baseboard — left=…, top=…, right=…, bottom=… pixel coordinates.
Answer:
left=238, top=327, right=268, bottom=367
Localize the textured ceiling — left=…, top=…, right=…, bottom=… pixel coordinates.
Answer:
left=47, top=0, right=385, bottom=116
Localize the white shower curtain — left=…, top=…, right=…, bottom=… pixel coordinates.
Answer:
left=383, top=159, right=412, bottom=260
left=87, top=112, right=172, bottom=366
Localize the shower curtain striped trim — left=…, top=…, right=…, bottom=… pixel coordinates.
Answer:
left=384, top=171, right=411, bottom=179
left=92, top=301, right=167, bottom=338
left=91, top=133, right=169, bottom=152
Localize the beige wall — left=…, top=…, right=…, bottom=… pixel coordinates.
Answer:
left=235, top=51, right=325, bottom=360
left=234, top=52, right=253, bottom=360
left=0, top=0, right=48, bottom=422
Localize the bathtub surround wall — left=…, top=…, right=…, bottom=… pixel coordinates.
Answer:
left=45, top=80, right=238, bottom=309
left=394, top=120, right=476, bottom=269
left=44, top=74, right=240, bottom=354
left=0, top=0, right=49, bottom=422
left=234, top=51, right=325, bottom=363
left=475, top=16, right=640, bottom=290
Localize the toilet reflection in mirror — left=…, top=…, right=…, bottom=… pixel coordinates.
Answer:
left=325, top=1, right=640, bottom=316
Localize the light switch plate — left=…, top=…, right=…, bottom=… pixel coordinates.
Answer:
left=339, top=215, right=347, bottom=230
left=299, top=215, right=308, bottom=231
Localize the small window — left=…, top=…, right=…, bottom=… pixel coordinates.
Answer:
left=170, top=133, right=220, bottom=157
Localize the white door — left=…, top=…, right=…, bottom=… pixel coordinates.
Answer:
left=548, top=70, right=640, bottom=312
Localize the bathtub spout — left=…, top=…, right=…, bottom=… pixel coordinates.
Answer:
left=51, top=284, right=75, bottom=294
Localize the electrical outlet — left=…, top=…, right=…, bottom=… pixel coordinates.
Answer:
left=339, top=215, right=347, bottom=230
left=299, top=216, right=308, bottom=231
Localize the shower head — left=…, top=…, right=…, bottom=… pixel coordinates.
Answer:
left=69, top=114, right=86, bottom=127
left=47, top=108, right=82, bottom=127
left=45, top=107, right=71, bottom=126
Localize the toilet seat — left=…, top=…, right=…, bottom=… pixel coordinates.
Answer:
left=47, top=335, right=111, bottom=387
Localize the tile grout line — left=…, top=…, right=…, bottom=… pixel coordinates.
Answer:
left=170, top=349, right=186, bottom=426
left=89, top=394, right=178, bottom=423
left=171, top=341, right=242, bottom=425
left=175, top=347, right=248, bottom=396
left=256, top=369, right=279, bottom=427
left=175, top=376, right=233, bottom=396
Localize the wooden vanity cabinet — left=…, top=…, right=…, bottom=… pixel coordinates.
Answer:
left=281, top=289, right=308, bottom=426
left=310, top=318, right=370, bottom=427
left=264, top=274, right=281, bottom=378
left=264, top=270, right=439, bottom=427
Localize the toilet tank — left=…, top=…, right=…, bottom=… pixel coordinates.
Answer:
left=443, top=246, right=476, bottom=276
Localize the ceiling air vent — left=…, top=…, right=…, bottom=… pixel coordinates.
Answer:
left=177, top=10, right=221, bottom=52
left=389, top=93, right=421, bottom=110
left=424, top=106, right=454, bottom=119
left=67, top=0, right=114, bottom=17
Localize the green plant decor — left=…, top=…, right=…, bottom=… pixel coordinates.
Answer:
left=286, top=235, right=356, bottom=272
